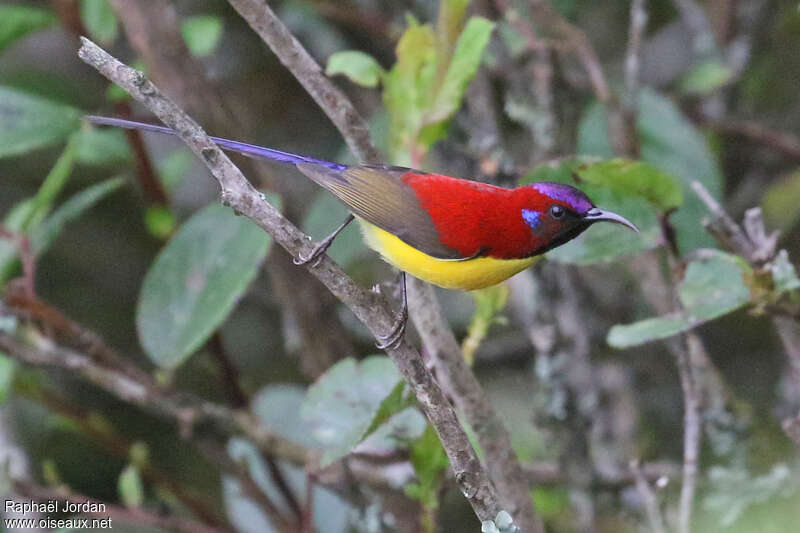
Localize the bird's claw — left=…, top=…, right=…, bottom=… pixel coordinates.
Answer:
left=293, top=239, right=332, bottom=267
left=375, top=303, right=408, bottom=350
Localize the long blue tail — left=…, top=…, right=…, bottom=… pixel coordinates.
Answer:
left=86, top=116, right=347, bottom=171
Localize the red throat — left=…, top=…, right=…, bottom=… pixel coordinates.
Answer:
left=402, top=172, right=555, bottom=259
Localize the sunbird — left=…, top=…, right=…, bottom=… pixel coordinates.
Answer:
left=88, top=116, right=637, bottom=347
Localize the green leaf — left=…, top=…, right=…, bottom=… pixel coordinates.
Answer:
left=118, top=464, right=144, bottom=508
left=0, top=86, right=80, bottom=158
left=429, top=17, right=494, bottom=123
left=326, top=51, right=384, bottom=88
left=384, top=21, right=437, bottom=164
left=405, top=424, right=449, bottom=509
left=157, top=148, right=193, bottom=192
left=136, top=204, right=272, bottom=368
left=576, top=159, right=683, bottom=211
left=577, top=89, right=723, bottom=252
left=769, top=250, right=800, bottom=294
left=0, top=137, right=78, bottom=283
left=300, top=356, right=418, bottom=466
left=30, top=177, right=125, bottom=256
left=74, top=126, right=132, bottom=167
left=0, top=355, right=16, bottom=405
left=181, top=15, right=224, bottom=58
left=681, top=59, right=733, bottom=95
left=0, top=5, right=56, bottom=53
left=80, top=0, right=118, bottom=44
left=522, top=157, right=665, bottom=264
left=762, top=169, right=800, bottom=232
left=608, top=250, right=752, bottom=347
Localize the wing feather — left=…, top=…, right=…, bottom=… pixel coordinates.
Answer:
left=296, top=163, right=466, bottom=260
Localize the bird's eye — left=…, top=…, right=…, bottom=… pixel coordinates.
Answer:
left=549, top=205, right=566, bottom=219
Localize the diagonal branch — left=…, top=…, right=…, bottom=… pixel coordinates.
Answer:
left=226, top=0, right=381, bottom=164
left=77, top=37, right=500, bottom=524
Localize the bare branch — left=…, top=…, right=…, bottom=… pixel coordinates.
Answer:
left=624, top=0, right=648, bottom=113
left=225, top=0, right=381, bottom=164
left=13, top=478, right=231, bottom=533
left=630, top=459, right=668, bottom=533
left=696, top=115, right=800, bottom=161
left=76, top=38, right=500, bottom=523
left=407, top=278, right=545, bottom=533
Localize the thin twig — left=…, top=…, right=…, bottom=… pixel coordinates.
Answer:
left=674, top=335, right=701, bottom=533
left=630, top=459, right=668, bottom=533
left=13, top=479, right=230, bottom=533
left=624, top=0, right=648, bottom=114
left=0, top=305, right=309, bottom=466
left=77, top=38, right=500, bottom=524
left=407, top=278, right=545, bottom=533
left=225, top=0, right=381, bottom=164
left=0, top=227, right=36, bottom=299
left=115, top=102, right=169, bottom=205
left=524, top=0, right=636, bottom=158
left=696, top=115, right=800, bottom=161
left=207, top=332, right=249, bottom=408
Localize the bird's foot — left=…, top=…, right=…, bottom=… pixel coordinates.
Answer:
left=293, top=214, right=354, bottom=267
left=375, top=273, right=408, bottom=350
left=293, top=236, right=334, bottom=267
left=375, top=304, right=408, bottom=350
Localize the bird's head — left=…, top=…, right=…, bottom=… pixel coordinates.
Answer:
left=521, top=182, right=638, bottom=255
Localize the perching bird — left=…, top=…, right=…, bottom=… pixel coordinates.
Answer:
left=88, top=115, right=637, bottom=347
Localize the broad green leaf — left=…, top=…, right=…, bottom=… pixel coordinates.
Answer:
left=252, top=385, right=318, bottom=448
left=384, top=21, right=437, bottom=163
left=762, top=169, right=800, bottom=232
left=181, top=15, right=223, bottom=57
left=522, top=157, right=666, bottom=264
left=300, top=356, right=420, bottom=466
left=405, top=424, right=449, bottom=510
left=118, top=464, right=144, bottom=508
left=0, top=86, right=80, bottom=158
left=137, top=204, right=272, bottom=368
left=0, top=355, right=16, bottom=404
left=681, top=59, right=733, bottom=95
left=0, top=5, right=56, bottom=53
left=608, top=250, right=752, bottom=347
left=30, top=177, right=125, bottom=256
left=577, top=89, right=723, bottom=251
left=429, top=17, right=494, bottom=123
left=326, top=51, right=384, bottom=88
left=576, top=159, right=683, bottom=211
left=80, top=0, right=118, bottom=44
left=74, top=126, right=132, bottom=167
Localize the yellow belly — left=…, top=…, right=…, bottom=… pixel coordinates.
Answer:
left=358, top=220, right=540, bottom=290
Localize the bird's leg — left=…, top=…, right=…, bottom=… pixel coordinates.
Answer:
left=376, top=272, right=408, bottom=349
left=294, top=214, right=355, bottom=267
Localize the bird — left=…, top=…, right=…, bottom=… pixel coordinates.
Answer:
left=87, top=115, right=638, bottom=347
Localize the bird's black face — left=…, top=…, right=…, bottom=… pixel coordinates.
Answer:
left=522, top=183, right=639, bottom=255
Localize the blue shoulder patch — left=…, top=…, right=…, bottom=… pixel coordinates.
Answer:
left=522, top=209, right=541, bottom=229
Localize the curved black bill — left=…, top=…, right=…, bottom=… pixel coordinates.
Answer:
left=584, top=208, right=639, bottom=232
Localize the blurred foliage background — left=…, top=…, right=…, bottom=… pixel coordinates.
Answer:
left=1, top=0, right=800, bottom=532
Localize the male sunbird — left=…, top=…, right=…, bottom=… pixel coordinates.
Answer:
left=88, top=116, right=637, bottom=347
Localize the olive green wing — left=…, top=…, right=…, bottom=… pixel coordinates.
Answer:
left=295, top=163, right=465, bottom=260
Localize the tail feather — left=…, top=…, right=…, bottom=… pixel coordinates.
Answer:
left=86, top=115, right=347, bottom=171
